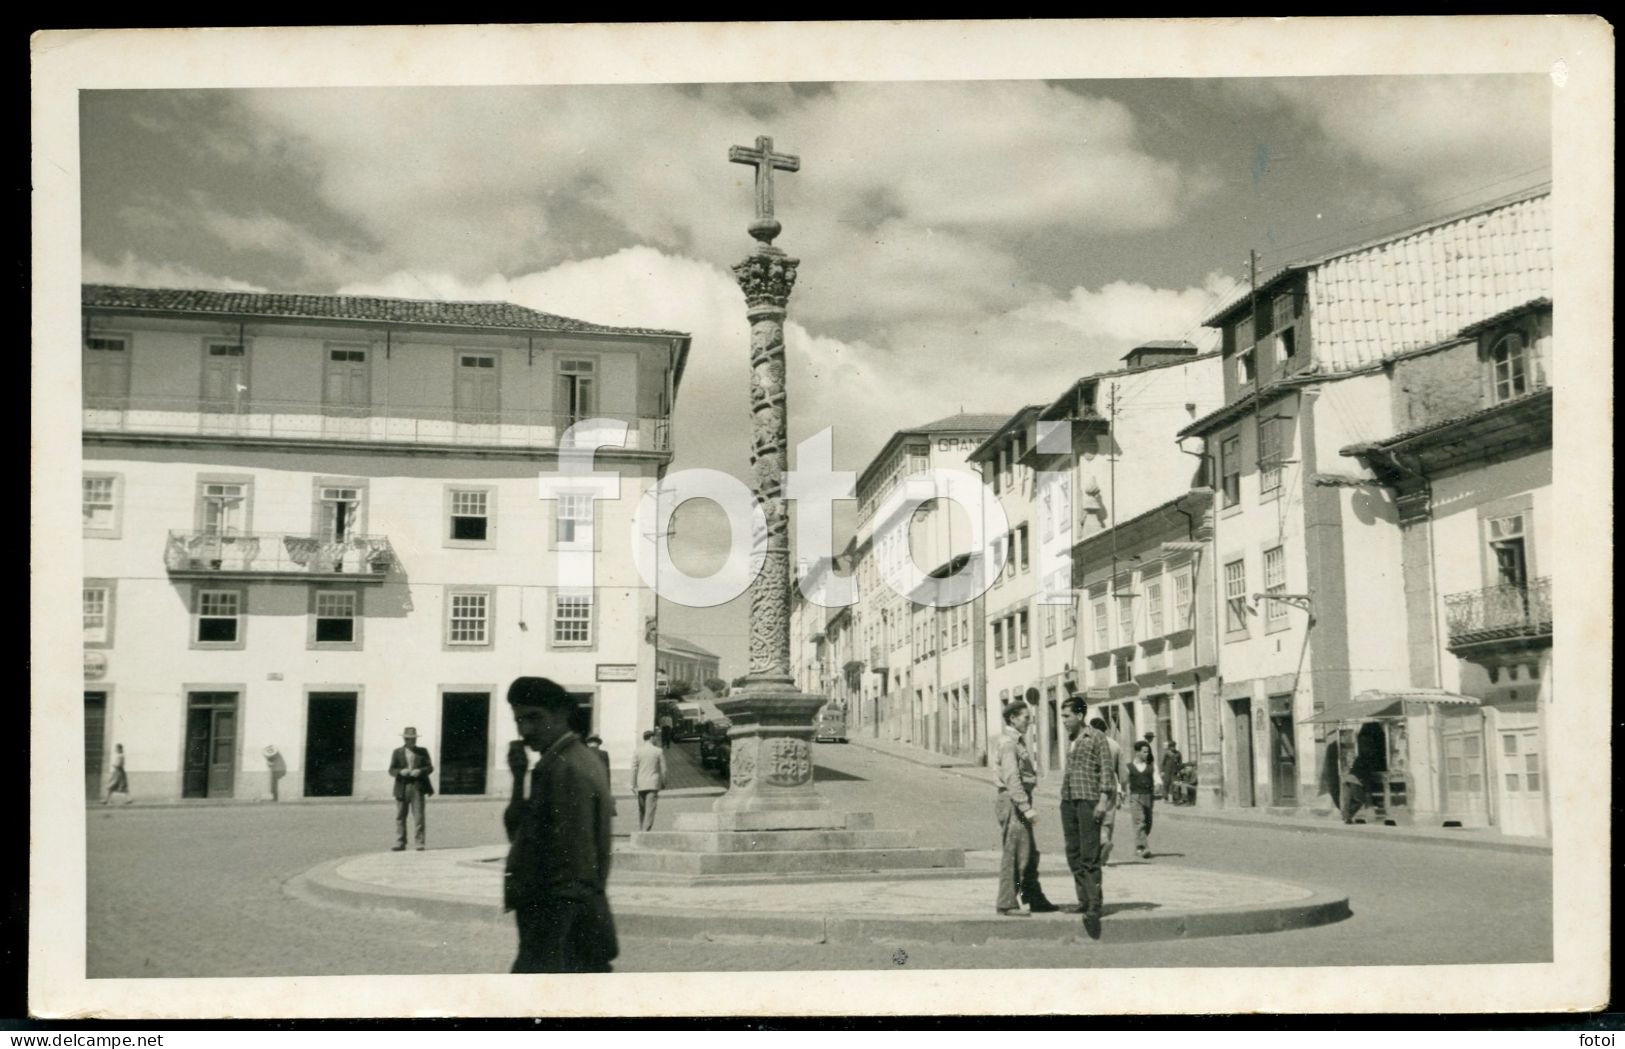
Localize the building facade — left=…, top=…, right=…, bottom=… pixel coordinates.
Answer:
left=656, top=633, right=721, bottom=688
left=81, top=284, right=689, bottom=800
left=1343, top=299, right=1553, bottom=836
left=1181, top=188, right=1551, bottom=820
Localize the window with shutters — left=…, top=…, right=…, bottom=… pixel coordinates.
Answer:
left=83, top=334, right=131, bottom=407
left=1224, top=559, right=1248, bottom=636
left=1264, top=546, right=1288, bottom=630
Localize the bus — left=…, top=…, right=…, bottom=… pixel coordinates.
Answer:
left=813, top=703, right=847, bottom=743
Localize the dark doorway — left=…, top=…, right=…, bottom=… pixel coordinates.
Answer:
left=303, top=692, right=358, bottom=797
left=184, top=692, right=238, bottom=798
left=1270, top=702, right=1298, bottom=806
left=85, top=691, right=108, bottom=801
left=567, top=691, right=595, bottom=737
left=439, top=691, right=491, bottom=795
left=1232, top=698, right=1255, bottom=807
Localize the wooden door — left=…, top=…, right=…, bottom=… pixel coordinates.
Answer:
left=439, top=691, right=491, bottom=795
left=1496, top=727, right=1546, bottom=837
left=303, top=692, right=358, bottom=797
left=202, top=343, right=249, bottom=412
left=1270, top=713, right=1298, bottom=805
left=455, top=353, right=499, bottom=423
left=1232, top=699, right=1255, bottom=807
left=184, top=692, right=237, bottom=798
left=85, top=691, right=107, bottom=800
left=323, top=346, right=370, bottom=415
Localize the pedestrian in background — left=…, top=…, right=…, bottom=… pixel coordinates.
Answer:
left=630, top=729, right=667, bottom=831
left=101, top=743, right=128, bottom=804
left=585, top=735, right=617, bottom=817
left=993, top=701, right=1058, bottom=916
left=502, top=676, right=617, bottom=973
left=1060, top=697, right=1116, bottom=939
left=1090, top=716, right=1127, bottom=864
left=1160, top=741, right=1183, bottom=803
left=657, top=710, right=675, bottom=748
left=388, top=727, right=435, bottom=851
left=1127, top=740, right=1158, bottom=859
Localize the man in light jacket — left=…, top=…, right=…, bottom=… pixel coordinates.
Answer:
left=629, top=729, right=667, bottom=831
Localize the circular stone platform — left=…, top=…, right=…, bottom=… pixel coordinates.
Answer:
left=287, top=845, right=1348, bottom=945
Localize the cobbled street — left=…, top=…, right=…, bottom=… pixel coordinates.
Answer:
left=86, top=740, right=1550, bottom=977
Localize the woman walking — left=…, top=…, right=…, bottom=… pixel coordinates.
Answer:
left=102, top=744, right=128, bottom=804
left=1126, top=740, right=1157, bottom=859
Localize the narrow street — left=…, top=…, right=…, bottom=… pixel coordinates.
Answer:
left=86, top=740, right=1550, bottom=977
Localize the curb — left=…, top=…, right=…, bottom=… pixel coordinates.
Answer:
left=847, top=738, right=1551, bottom=856
left=288, top=855, right=1351, bottom=946
left=87, top=785, right=725, bottom=812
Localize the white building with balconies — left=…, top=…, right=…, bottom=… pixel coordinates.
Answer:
left=80, top=284, right=689, bottom=802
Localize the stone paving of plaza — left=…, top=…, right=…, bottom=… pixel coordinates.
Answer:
left=85, top=738, right=1553, bottom=976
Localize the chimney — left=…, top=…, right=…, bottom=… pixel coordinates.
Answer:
left=1122, top=340, right=1199, bottom=369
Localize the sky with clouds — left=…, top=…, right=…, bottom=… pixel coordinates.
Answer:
left=80, top=75, right=1551, bottom=676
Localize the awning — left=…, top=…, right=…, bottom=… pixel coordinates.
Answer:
left=1299, top=688, right=1483, bottom=725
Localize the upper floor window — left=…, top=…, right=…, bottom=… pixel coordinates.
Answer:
left=312, top=589, right=359, bottom=645
left=556, top=491, right=595, bottom=546
left=557, top=358, right=596, bottom=424
left=318, top=486, right=362, bottom=541
left=1145, top=578, right=1164, bottom=636
left=201, top=482, right=248, bottom=536
left=201, top=341, right=250, bottom=412
left=83, top=584, right=112, bottom=646
left=1173, top=567, right=1193, bottom=629
left=82, top=474, right=121, bottom=535
left=992, top=621, right=1005, bottom=666
left=1224, top=559, right=1248, bottom=634
left=1016, top=524, right=1030, bottom=574
left=1064, top=594, right=1079, bottom=638
left=456, top=353, right=500, bottom=421
left=1259, top=418, right=1283, bottom=494
left=1017, top=609, right=1030, bottom=656
left=448, top=488, right=492, bottom=543
left=1264, top=545, right=1288, bottom=628
left=1091, top=593, right=1109, bottom=652
left=1489, top=332, right=1542, bottom=403
left=1220, top=435, right=1242, bottom=508
left=194, top=587, right=243, bottom=646
left=83, top=334, right=130, bottom=406
left=1116, top=588, right=1135, bottom=645
left=553, top=590, right=594, bottom=646
left=324, top=345, right=370, bottom=412
left=1487, top=513, right=1529, bottom=589
left=1238, top=347, right=1257, bottom=385
left=447, top=589, right=492, bottom=646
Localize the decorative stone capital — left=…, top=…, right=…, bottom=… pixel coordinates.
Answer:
left=733, top=251, right=800, bottom=310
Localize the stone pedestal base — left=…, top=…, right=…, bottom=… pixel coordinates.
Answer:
left=616, top=686, right=964, bottom=878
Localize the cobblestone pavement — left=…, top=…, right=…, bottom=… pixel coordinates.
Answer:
left=86, top=740, right=1551, bottom=977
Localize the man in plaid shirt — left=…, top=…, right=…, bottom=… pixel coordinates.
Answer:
left=1059, top=696, right=1116, bottom=937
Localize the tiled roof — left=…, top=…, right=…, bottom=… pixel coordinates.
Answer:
left=1457, top=297, right=1552, bottom=339
left=914, top=412, right=1011, bottom=433
left=657, top=634, right=720, bottom=660
left=1306, top=193, right=1550, bottom=370
left=1341, top=386, right=1552, bottom=455
left=1201, top=187, right=1552, bottom=370
left=82, top=283, right=690, bottom=339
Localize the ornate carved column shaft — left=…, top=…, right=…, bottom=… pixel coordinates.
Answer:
left=735, top=248, right=799, bottom=687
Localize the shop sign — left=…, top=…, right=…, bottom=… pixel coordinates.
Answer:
left=84, top=651, right=107, bottom=680
left=596, top=663, right=638, bottom=683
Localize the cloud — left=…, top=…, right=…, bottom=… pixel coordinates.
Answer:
left=81, top=251, right=265, bottom=291
left=1015, top=270, right=1232, bottom=348
left=1230, top=76, right=1551, bottom=201
left=228, top=82, right=1207, bottom=334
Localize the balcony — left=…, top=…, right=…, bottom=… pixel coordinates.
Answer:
left=84, top=396, right=672, bottom=453
left=1443, top=578, right=1552, bottom=653
left=164, top=531, right=398, bottom=581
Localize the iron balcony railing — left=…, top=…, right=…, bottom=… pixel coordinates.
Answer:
left=164, top=530, right=398, bottom=579
left=85, top=395, right=672, bottom=453
left=1443, top=577, right=1552, bottom=649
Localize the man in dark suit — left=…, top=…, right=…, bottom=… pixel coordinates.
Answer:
left=503, top=676, right=617, bottom=973
left=388, top=726, right=435, bottom=851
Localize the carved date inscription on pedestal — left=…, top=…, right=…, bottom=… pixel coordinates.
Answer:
left=761, top=737, right=812, bottom=787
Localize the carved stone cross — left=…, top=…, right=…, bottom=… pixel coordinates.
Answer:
left=729, top=135, right=800, bottom=245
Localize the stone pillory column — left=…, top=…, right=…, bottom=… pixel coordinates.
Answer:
left=714, top=134, right=828, bottom=818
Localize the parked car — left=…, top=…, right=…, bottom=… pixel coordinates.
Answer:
left=673, top=702, right=707, bottom=741
left=698, top=716, right=732, bottom=774
left=813, top=703, right=847, bottom=743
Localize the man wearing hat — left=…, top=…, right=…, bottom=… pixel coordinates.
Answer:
left=503, top=675, right=617, bottom=973
left=388, top=727, right=435, bottom=851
